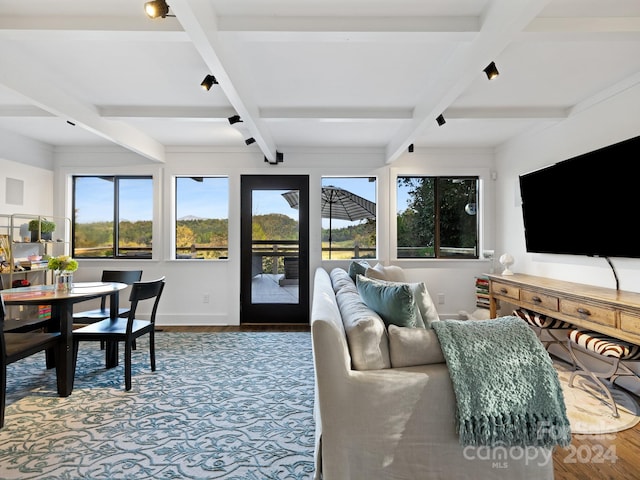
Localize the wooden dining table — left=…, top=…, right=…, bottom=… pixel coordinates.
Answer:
left=1, top=281, right=127, bottom=397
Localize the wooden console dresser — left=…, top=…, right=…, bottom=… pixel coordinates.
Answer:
left=487, top=273, right=640, bottom=345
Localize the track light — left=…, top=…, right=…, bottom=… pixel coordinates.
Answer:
left=228, top=115, right=242, bottom=125
left=200, top=74, right=218, bottom=91
left=408, top=144, right=414, bottom=153
left=436, top=114, right=446, bottom=126
left=144, top=0, right=172, bottom=18
left=483, top=61, right=499, bottom=80
left=264, top=151, right=284, bottom=165
left=245, top=137, right=256, bottom=145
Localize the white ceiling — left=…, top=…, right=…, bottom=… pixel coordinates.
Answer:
left=0, top=0, right=639, bottom=164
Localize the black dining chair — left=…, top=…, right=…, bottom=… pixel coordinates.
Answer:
left=1, top=294, right=62, bottom=428
left=73, top=270, right=143, bottom=324
left=72, top=277, right=165, bottom=391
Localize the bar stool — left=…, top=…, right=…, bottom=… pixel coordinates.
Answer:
left=568, top=329, right=640, bottom=418
left=513, top=308, right=573, bottom=355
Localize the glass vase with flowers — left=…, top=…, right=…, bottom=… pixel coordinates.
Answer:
left=48, top=255, right=78, bottom=292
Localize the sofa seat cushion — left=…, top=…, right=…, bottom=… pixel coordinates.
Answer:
left=331, top=268, right=391, bottom=370
left=356, top=275, right=425, bottom=329
left=388, top=325, right=445, bottom=367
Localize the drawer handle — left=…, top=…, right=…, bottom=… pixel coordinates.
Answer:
left=531, top=296, right=542, bottom=303
left=500, top=288, right=508, bottom=294
left=576, top=307, right=591, bottom=316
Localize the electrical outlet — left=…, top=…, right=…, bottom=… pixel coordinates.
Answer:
left=203, top=293, right=210, bottom=304
left=437, top=293, right=445, bottom=305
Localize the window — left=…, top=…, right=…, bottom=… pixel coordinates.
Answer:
left=175, top=176, right=229, bottom=259
left=397, top=176, right=478, bottom=259
left=320, top=177, right=376, bottom=260
left=73, top=176, right=153, bottom=258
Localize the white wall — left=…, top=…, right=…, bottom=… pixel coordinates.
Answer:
left=494, top=82, right=640, bottom=292
left=0, top=158, right=54, bottom=217
left=50, top=145, right=495, bottom=325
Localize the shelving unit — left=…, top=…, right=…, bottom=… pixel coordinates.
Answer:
left=475, top=275, right=490, bottom=311
left=0, top=213, right=71, bottom=289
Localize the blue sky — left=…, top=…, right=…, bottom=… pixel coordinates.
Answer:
left=76, top=175, right=410, bottom=228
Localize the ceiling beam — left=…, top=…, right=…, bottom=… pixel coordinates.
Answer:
left=170, top=0, right=278, bottom=162
left=0, top=40, right=166, bottom=163
left=385, top=0, right=553, bottom=164
left=99, top=106, right=237, bottom=120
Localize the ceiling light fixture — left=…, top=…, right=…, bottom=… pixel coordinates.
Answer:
left=264, top=151, right=284, bottom=165
left=200, top=74, right=218, bottom=91
left=245, top=137, right=256, bottom=145
left=228, top=115, right=242, bottom=125
left=408, top=144, right=414, bottom=153
left=144, top=1, right=174, bottom=19
left=436, top=114, right=446, bottom=126
left=483, top=61, right=499, bottom=80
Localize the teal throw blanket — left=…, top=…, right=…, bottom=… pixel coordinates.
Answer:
left=432, top=316, right=571, bottom=448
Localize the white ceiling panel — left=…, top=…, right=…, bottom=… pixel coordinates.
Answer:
left=0, top=0, right=638, bottom=163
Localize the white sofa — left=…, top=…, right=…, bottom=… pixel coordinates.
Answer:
left=311, top=266, right=554, bottom=480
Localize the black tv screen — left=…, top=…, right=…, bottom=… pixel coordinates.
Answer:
left=519, top=134, right=640, bottom=259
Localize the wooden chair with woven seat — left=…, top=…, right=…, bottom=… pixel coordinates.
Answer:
left=72, top=277, right=165, bottom=391
left=568, top=329, right=640, bottom=418
left=1, top=294, right=63, bottom=428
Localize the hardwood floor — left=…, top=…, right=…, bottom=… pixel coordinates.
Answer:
left=553, top=421, right=640, bottom=479
left=159, top=325, right=639, bottom=478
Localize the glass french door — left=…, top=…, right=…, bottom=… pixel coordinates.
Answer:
left=240, top=175, right=309, bottom=324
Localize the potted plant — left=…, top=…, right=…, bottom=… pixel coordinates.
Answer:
left=28, top=218, right=56, bottom=242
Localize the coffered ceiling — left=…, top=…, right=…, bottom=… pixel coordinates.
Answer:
left=0, top=0, right=639, bottom=164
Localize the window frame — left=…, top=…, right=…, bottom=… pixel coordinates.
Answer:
left=395, top=175, right=480, bottom=260
left=72, top=175, right=154, bottom=259
left=319, top=176, right=378, bottom=261
left=174, top=175, right=230, bottom=261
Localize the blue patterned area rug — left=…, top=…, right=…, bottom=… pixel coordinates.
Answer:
left=0, top=332, right=315, bottom=479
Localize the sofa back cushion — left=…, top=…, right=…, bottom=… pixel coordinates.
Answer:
left=331, top=268, right=391, bottom=370
left=388, top=324, right=445, bottom=367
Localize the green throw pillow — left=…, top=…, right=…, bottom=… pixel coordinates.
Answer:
left=348, top=260, right=370, bottom=282
left=356, top=275, right=425, bottom=329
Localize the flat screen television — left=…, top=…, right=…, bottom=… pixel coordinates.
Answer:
left=519, top=134, right=640, bottom=259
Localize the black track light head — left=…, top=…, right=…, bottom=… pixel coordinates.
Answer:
left=408, top=144, right=414, bottom=153
left=483, top=61, right=499, bottom=80
left=144, top=1, right=172, bottom=18
left=264, top=151, right=284, bottom=165
left=228, top=115, right=242, bottom=125
left=200, top=74, right=218, bottom=91
left=436, top=114, right=446, bottom=126
left=245, top=137, right=256, bottom=146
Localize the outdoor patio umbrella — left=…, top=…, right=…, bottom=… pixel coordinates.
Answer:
left=282, top=186, right=376, bottom=258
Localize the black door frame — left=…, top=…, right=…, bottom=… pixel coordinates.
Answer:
left=240, top=175, right=309, bottom=324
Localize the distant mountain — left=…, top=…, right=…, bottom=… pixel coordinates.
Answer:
left=178, top=215, right=207, bottom=221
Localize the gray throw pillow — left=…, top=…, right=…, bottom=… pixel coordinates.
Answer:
left=348, top=260, right=370, bottom=282
left=356, top=275, right=425, bottom=329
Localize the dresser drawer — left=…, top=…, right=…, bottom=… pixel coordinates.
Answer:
left=491, top=281, right=520, bottom=301
left=560, top=299, right=616, bottom=327
left=521, top=290, right=559, bottom=312
left=620, top=312, right=640, bottom=335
